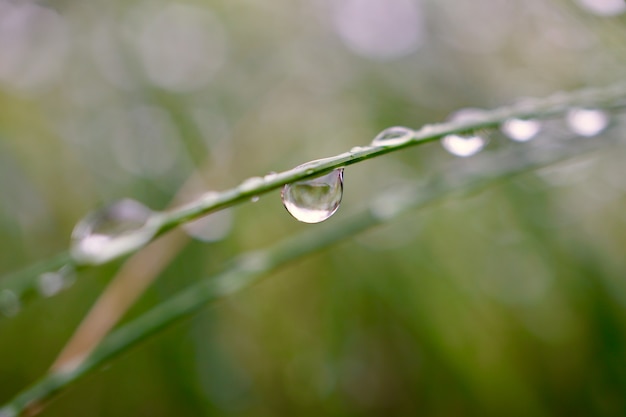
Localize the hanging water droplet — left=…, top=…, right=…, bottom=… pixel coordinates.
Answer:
left=0, top=290, right=20, bottom=317
left=282, top=168, right=344, bottom=223
left=441, top=134, right=485, bottom=157
left=501, top=118, right=541, bottom=142
left=251, top=196, right=260, bottom=203
left=441, top=108, right=489, bottom=157
left=70, top=199, right=161, bottom=265
left=371, top=126, right=414, bottom=146
left=566, top=108, right=609, bottom=137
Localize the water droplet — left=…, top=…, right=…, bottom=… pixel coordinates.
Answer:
left=441, top=134, right=486, bottom=157
left=566, top=108, right=609, bottom=137
left=282, top=169, right=344, bottom=223
left=415, top=123, right=438, bottom=136
left=442, top=108, right=489, bottom=157
left=371, top=126, right=414, bottom=146
left=449, top=108, right=490, bottom=124
left=239, top=176, right=264, bottom=192
left=38, top=272, right=64, bottom=297
left=250, top=196, right=260, bottom=203
left=70, top=199, right=160, bottom=265
left=37, top=265, right=75, bottom=297
left=0, top=290, right=20, bottom=317
left=501, top=118, right=541, bottom=142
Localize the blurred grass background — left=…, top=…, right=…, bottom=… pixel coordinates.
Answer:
left=2, top=0, right=626, bottom=415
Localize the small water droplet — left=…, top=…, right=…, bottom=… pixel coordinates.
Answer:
left=415, top=123, right=438, bottom=136
left=37, top=265, right=75, bottom=297
left=251, top=196, right=260, bottom=203
left=282, top=169, right=344, bottom=223
left=240, top=176, right=264, bottom=192
left=441, top=134, right=486, bottom=157
left=70, top=199, right=160, bottom=265
left=449, top=108, right=489, bottom=124
left=371, top=126, right=414, bottom=146
left=38, top=272, right=65, bottom=297
left=501, top=118, right=541, bottom=142
left=0, top=290, right=20, bottom=317
left=566, top=108, right=609, bottom=137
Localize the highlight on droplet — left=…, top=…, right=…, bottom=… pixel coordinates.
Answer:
left=565, top=108, right=609, bottom=137
left=281, top=168, right=344, bottom=224
left=441, top=108, right=489, bottom=157
left=501, top=118, right=541, bottom=142
left=371, top=126, right=415, bottom=147
left=441, top=134, right=485, bottom=157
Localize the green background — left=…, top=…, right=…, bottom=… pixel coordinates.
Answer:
left=1, top=0, right=626, bottom=415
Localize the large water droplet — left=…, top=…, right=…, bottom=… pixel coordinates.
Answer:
left=70, top=199, right=160, bottom=265
left=501, top=118, right=541, bottom=142
left=371, top=126, right=414, bottom=146
left=0, top=290, right=20, bottom=317
left=441, top=134, right=485, bottom=157
left=566, top=108, right=609, bottom=137
left=282, top=169, right=344, bottom=223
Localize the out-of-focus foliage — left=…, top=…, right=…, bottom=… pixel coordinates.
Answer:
left=1, top=0, right=626, bottom=416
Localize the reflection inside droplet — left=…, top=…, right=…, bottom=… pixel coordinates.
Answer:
left=566, top=108, right=609, bottom=137
left=70, top=199, right=160, bottom=264
left=501, top=118, right=541, bottom=142
left=282, top=168, right=344, bottom=223
left=371, top=126, right=414, bottom=146
left=441, top=134, right=485, bottom=157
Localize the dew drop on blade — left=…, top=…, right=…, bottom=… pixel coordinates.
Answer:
left=37, top=265, right=76, bottom=297
left=70, top=199, right=160, bottom=265
left=441, top=134, right=485, bottom=157
left=566, top=108, right=609, bottom=137
left=442, top=108, right=489, bottom=157
left=281, top=168, right=344, bottom=224
left=371, top=126, right=414, bottom=146
left=501, top=118, right=541, bottom=142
